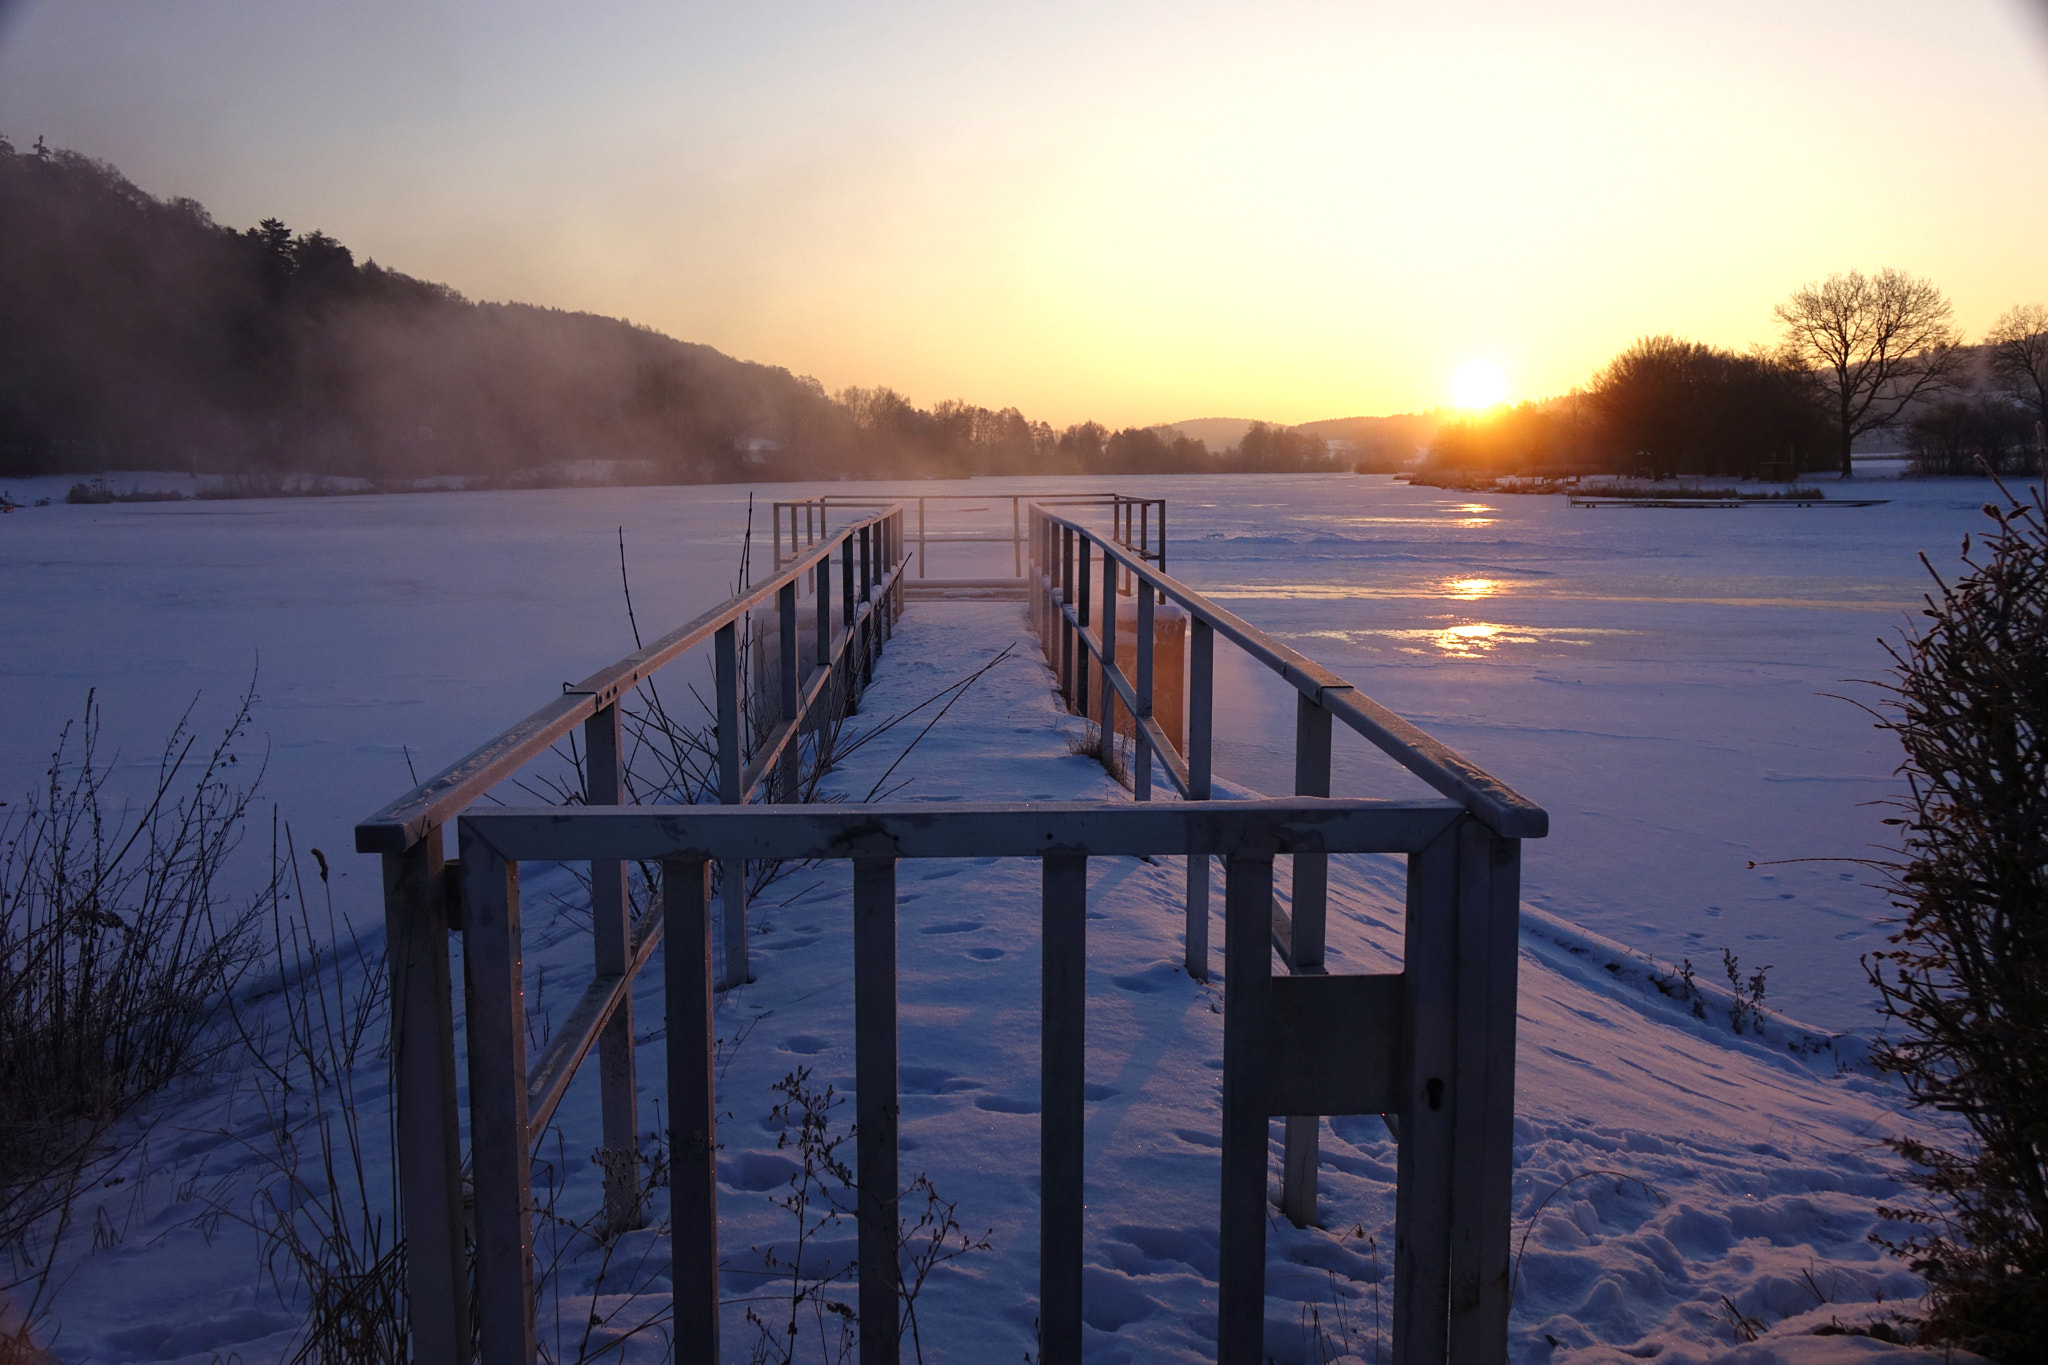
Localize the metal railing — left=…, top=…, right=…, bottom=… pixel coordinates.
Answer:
left=357, top=494, right=1547, bottom=1365
left=771, top=492, right=1164, bottom=592
left=1028, top=500, right=1546, bottom=1252
left=353, top=506, right=907, bottom=1363
left=457, top=796, right=1509, bottom=1365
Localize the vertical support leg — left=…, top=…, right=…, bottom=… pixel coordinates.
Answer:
left=841, top=536, right=858, bottom=711
left=1218, top=854, right=1275, bottom=1365
left=1134, top=580, right=1154, bottom=801
left=1448, top=831, right=1521, bottom=1364
left=1184, top=619, right=1215, bottom=980
left=885, top=512, right=896, bottom=629
left=384, top=838, right=468, bottom=1363
left=817, top=558, right=833, bottom=671
left=777, top=581, right=800, bottom=801
left=918, top=497, right=927, bottom=579
left=1282, top=694, right=1334, bottom=1228
left=1290, top=694, right=1334, bottom=971
left=1097, top=545, right=1117, bottom=765
left=459, top=825, right=536, bottom=1365
left=859, top=525, right=875, bottom=685
left=1394, top=827, right=1460, bottom=1365
left=584, top=704, right=642, bottom=1235
left=1040, top=855, right=1087, bottom=1365
left=715, top=622, right=749, bottom=989
left=1012, top=496, right=1022, bottom=578
left=1075, top=537, right=1092, bottom=722
left=666, top=859, right=720, bottom=1361
left=1059, top=527, right=1075, bottom=707
left=854, top=858, right=900, bottom=1365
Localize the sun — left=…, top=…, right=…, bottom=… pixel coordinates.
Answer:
left=1448, top=359, right=1508, bottom=410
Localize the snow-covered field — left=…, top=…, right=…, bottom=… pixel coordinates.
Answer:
left=0, top=471, right=2027, bottom=1362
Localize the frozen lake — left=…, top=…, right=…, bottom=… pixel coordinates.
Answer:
left=0, top=471, right=2020, bottom=1031
left=4, top=468, right=2021, bottom=1362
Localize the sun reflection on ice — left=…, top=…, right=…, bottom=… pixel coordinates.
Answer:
left=1449, top=503, right=1496, bottom=528
left=1436, top=623, right=1502, bottom=656
left=1443, top=577, right=1497, bottom=600
left=1289, top=620, right=1636, bottom=658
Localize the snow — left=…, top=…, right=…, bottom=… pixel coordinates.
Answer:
left=1, top=471, right=2030, bottom=1362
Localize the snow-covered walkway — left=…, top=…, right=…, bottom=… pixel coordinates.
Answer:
left=631, top=598, right=1940, bottom=1364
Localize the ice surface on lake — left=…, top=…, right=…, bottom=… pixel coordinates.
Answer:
left=0, top=471, right=2023, bottom=1362
left=3, top=471, right=2014, bottom=1029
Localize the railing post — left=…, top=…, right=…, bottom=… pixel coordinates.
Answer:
left=859, top=524, right=875, bottom=685
left=816, top=556, right=833, bottom=673
left=1218, top=852, right=1275, bottom=1365
left=1097, top=540, right=1117, bottom=765
left=1134, top=579, right=1154, bottom=801
left=1059, top=526, right=1075, bottom=707
left=665, top=858, right=720, bottom=1360
left=1448, top=828, right=1521, bottom=1364
left=1075, top=535, right=1092, bottom=718
left=853, top=857, right=901, bottom=1365
left=1040, top=854, right=1087, bottom=1365
left=383, top=836, right=468, bottom=1362
left=777, top=581, right=800, bottom=801
left=1281, top=692, right=1334, bottom=1228
left=1012, top=496, right=1022, bottom=578
left=584, top=702, right=643, bottom=1235
left=1184, top=618, right=1214, bottom=980
left=1395, top=826, right=1460, bottom=1365
left=459, top=825, right=536, bottom=1365
left=1030, top=510, right=1044, bottom=642
left=918, top=496, right=927, bottom=579
left=841, top=531, right=857, bottom=712
left=715, top=622, right=749, bottom=989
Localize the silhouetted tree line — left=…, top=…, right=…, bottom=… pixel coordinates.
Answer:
left=0, top=140, right=1382, bottom=485
left=1428, top=338, right=1836, bottom=480
left=1428, top=273, right=2048, bottom=481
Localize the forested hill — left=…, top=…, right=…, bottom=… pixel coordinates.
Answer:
left=1, top=140, right=1409, bottom=483
left=0, top=141, right=880, bottom=482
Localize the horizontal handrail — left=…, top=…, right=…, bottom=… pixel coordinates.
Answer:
left=356, top=507, right=902, bottom=854
left=1032, top=506, right=1547, bottom=840
left=459, top=796, right=1468, bottom=863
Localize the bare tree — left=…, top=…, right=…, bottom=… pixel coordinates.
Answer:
left=1986, top=305, right=2048, bottom=461
left=1774, top=268, right=1963, bottom=478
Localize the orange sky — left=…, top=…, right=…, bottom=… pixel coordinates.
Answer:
left=4, top=0, right=2045, bottom=427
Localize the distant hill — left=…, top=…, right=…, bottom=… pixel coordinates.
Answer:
left=1295, top=412, right=1442, bottom=466
left=1158, top=412, right=1442, bottom=468
left=0, top=138, right=1457, bottom=486
left=0, top=140, right=870, bottom=482
left=1154, top=417, right=1267, bottom=451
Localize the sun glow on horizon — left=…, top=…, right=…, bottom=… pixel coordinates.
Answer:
left=1448, top=360, right=1509, bottom=410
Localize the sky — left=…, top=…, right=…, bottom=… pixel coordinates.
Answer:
left=2, top=0, right=2045, bottom=429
